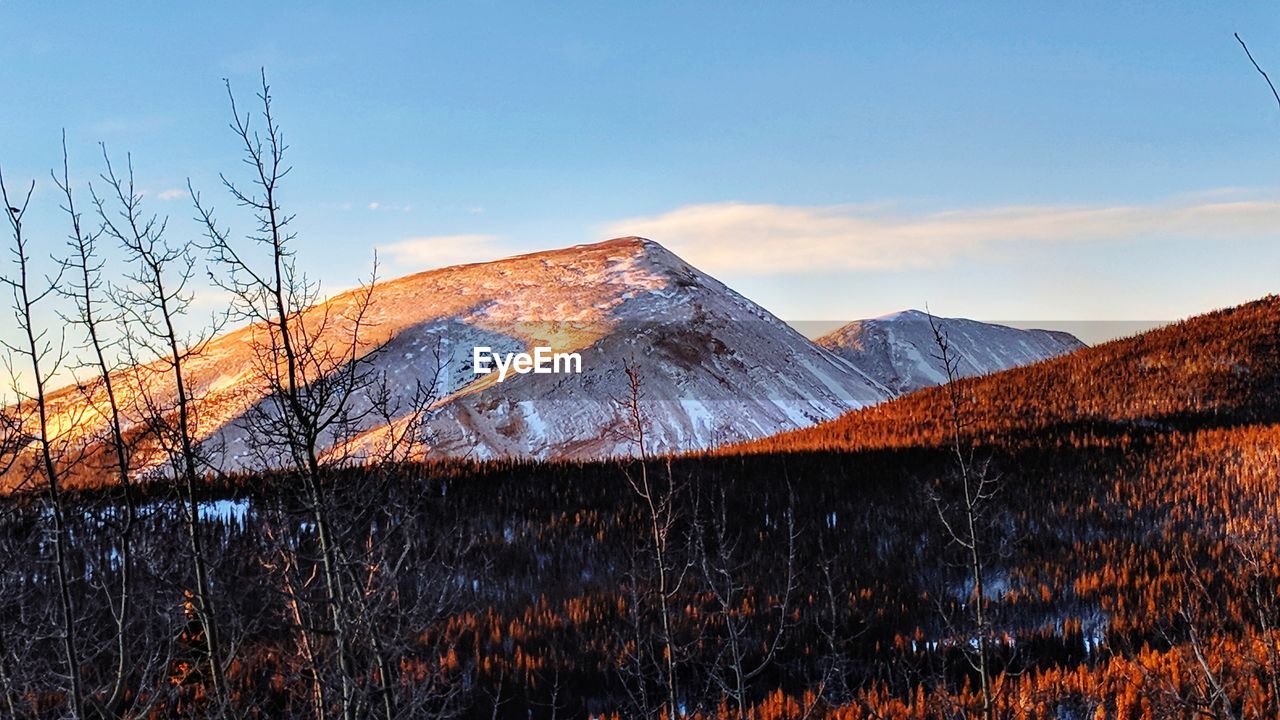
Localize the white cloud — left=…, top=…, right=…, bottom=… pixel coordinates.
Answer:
left=378, top=235, right=510, bottom=271
left=367, top=202, right=381, bottom=210
left=603, top=195, right=1280, bottom=273
left=156, top=188, right=187, bottom=201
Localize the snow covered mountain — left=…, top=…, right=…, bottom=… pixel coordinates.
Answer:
left=815, top=310, right=1085, bottom=397
left=314, top=236, right=891, bottom=460
left=32, top=237, right=891, bottom=471
left=23, top=239, right=1088, bottom=475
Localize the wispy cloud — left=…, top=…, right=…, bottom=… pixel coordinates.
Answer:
left=604, top=195, right=1280, bottom=273
left=364, top=201, right=414, bottom=212
left=378, top=235, right=509, bottom=272
left=156, top=188, right=187, bottom=201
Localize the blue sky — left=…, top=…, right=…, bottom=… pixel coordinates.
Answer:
left=4, top=2, right=1280, bottom=343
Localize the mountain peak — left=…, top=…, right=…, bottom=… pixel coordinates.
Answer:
left=874, top=309, right=932, bottom=322
left=535, top=235, right=667, bottom=257
left=595, top=235, right=658, bottom=248
left=589, top=235, right=685, bottom=268
left=366, top=235, right=692, bottom=315
left=378, top=236, right=675, bottom=288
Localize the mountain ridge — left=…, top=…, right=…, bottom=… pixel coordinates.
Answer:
left=815, top=310, right=1085, bottom=396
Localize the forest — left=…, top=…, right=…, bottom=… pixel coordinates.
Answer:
left=5, top=314, right=1280, bottom=718
left=4, top=75, right=1280, bottom=719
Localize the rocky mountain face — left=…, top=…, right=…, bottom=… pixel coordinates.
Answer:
left=28, top=237, right=891, bottom=473
left=20, top=239, right=1088, bottom=475
left=322, top=236, right=892, bottom=460
left=815, top=310, right=1084, bottom=396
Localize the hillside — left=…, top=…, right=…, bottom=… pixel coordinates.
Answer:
left=17, top=237, right=890, bottom=481
left=744, top=295, right=1280, bottom=453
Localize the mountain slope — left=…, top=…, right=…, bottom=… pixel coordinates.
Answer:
left=288, top=236, right=891, bottom=461
left=815, top=310, right=1084, bottom=396
left=742, top=295, right=1280, bottom=454
left=24, top=237, right=890, bottom=478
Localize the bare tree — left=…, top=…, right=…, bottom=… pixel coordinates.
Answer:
left=925, top=311, right=1001, bottom=720
left=692, top=478, right=798, bottom=719
left=0, top=383, right=31, bottom=717
left=52, top=133, right=147, bottom=717
left=1170, top=533, right=1280, bottom=720
left=805, top=529, right=869, bottom=720
left=93, top=148, right=232, bottom=714
left=1130, top=31, right=1280, bottom=720
left=615, top=359, right=687, bottom=718
left=339, top=357, right=457, bottom=720
left=0, top=165, right=88, bottom=718
left=1147, top=31, right=1280, bottom=720
left=192, top=71, right=408, bottom=720
left=533, top=663, right=570, bottom=720
left=1236, top=540, right=1280, bottom=715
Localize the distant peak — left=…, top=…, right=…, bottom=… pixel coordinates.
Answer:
left=875, top=309, right=931, bottom=322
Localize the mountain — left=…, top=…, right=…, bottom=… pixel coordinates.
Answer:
left=741, top=296, right=1280, bottom=454
left=22, top=237, right=891, bottom=479
left=318, top=237, right=891, bottom=461
left=815, top=310, right=1085, bottom=397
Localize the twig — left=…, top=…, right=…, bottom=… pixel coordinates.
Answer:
left=1235, top=32, right=1280, bottom=112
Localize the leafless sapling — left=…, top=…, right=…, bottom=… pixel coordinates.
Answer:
left=615, top=359, right=688, bottom=718
left=692, top=476, right=798, bottom=719
left=925, top=311, right=1002, bottom=720
left=0, top=164, right=88, bottom=718
left=53, top=134, right=149, bottom=717
left=191, top=71, right=396, bottom=720
left=93, top=148, right=233, bottom=714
